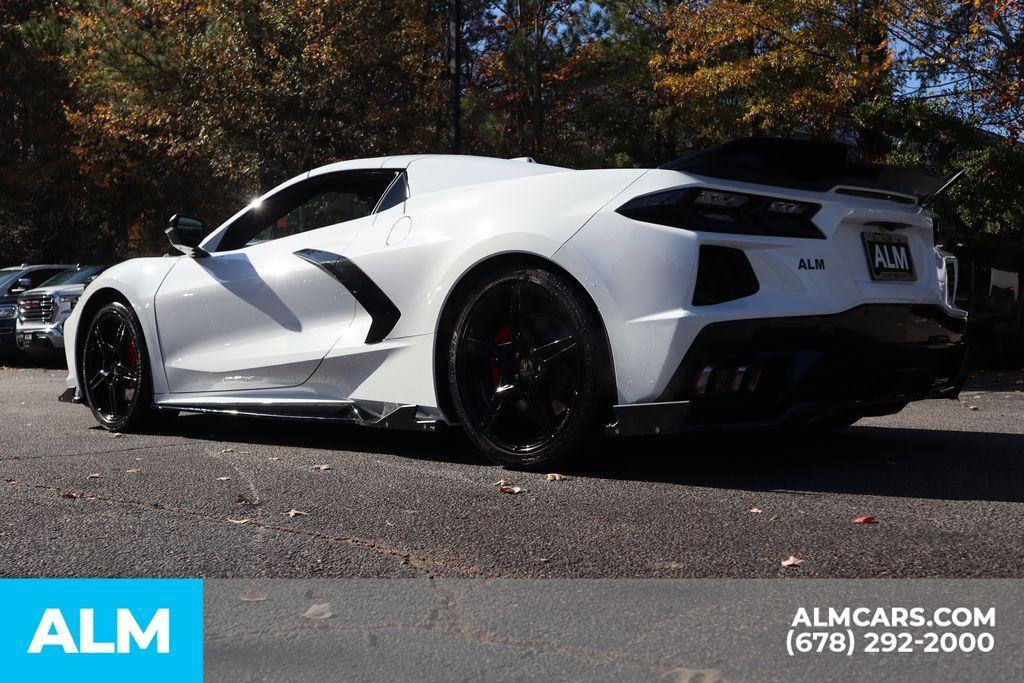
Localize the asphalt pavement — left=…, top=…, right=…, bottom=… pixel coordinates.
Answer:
left=2, top=363, right=1023, bottom=578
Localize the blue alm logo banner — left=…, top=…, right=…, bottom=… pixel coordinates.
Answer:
left=0, top=579, right=202, bottom=682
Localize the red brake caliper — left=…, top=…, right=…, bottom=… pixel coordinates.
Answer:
left=492, top=325, right=512, bottom=386
left=127, top=339, right=138, bottom=387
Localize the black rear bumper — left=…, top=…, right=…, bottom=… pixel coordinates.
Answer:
left=610, top=305, right=967, bottom=435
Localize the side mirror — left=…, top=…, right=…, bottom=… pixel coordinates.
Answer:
left=166, top=214, right=208, bottom=257
left=10, top=277, right=32, bottom=295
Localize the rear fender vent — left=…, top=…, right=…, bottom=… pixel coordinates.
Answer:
left=693, top=245, right=759, bottom=306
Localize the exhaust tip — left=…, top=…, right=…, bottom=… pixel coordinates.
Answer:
left=694, top=365, right=715, bottom=395
left=693, top=364, right=762, bottom=396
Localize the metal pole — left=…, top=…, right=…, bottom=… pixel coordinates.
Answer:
left=449, top=0, right=462, bottom=154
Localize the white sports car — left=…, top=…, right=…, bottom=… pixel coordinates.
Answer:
left=61, top=138, right=968, bottom=469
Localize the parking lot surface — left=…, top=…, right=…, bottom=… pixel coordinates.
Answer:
left=2, top=364, right=1023, bottom=578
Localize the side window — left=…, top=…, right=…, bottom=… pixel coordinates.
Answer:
left=28, top=269, right=66, bottom=288
left=249, top=188, right=378, bottom=244
left=215, top=170, right=399, bottom=251
left=374, top=173, right=408, bottom=213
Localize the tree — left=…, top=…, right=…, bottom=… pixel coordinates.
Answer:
left=63, top=0, right=448, bottom=255
left=651, top=0, right=895, bottom=154
left=553, top=0, right=678, bottom=167
left=2, top=0, right=1023, bottom=262
left=463, top=1, right=605, bottom=162
left=887, top=0, right=1023, bottom=141
left=0, top=1, right=88, bottom=262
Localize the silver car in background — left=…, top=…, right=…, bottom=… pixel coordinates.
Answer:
left=16, top=265, right=108, bottom=357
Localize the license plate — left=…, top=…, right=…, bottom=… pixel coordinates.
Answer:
left=863, top=232, right=916, bottom=282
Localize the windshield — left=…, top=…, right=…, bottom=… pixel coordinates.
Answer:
left=0, top=268, right=21, bottom=291
left=38, top=266, right=107, bottom=288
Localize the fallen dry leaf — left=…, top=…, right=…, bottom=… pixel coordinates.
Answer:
left=239, top=587, right=267, bottom=603
left=125, top=467, right=141, bottom=474
left=748, top=507, right=763, bottom=514
left=87, top=473, right=102, bottom=479
left=312, top=464, right=332, bottom=471
left=498, top=485, right=524, bottom=495
left=781, top=555, right=804, bottom=568
left=284, top=508, right=309, bottom=518
left=546, top=473, right=568, bottom=481
left=853, top=515, right=877, bottom=524
left=227, top=518, right=250, bottom=525
left=301, top=602, right=333, bottom=619
left=216, top=476, right=231, bottom=481
left=767, top=515, right=779, bottom=522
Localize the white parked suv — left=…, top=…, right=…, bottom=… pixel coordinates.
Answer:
left=17, top=265, right=108, bottom=357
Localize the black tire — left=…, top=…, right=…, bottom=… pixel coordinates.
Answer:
left=80, top=301, right=154, bottom=432
left=447, top=267, right=609, bottom=470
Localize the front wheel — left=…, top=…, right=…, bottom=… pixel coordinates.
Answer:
left=80, top=301, right=154, bottom=431
left=448, top=268, right=609, bottom=470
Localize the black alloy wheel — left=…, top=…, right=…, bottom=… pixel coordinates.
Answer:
left=448, top=268, right=608, bottom=469
left=81, top=301, right=153, bottom=431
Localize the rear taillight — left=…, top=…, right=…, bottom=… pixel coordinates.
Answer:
left=940, top=254, right=958, bottom=306
left=617, top=187, right=823, bottom=239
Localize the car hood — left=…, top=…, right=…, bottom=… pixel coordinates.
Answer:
left=21, top=284, right=87, bottom=298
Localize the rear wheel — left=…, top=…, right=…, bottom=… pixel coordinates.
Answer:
left=448, top=268, right=608, bottom=470
left=81, top=301, right=154, bottom=432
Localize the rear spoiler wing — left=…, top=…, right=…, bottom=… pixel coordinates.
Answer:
left=662, top=138, right=963, bottom=206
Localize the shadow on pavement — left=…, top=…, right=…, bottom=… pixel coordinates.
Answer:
left=958, top=370, right=1024, bottom=392
left=133, top=411, right=1024, bottom=504
left=140, top=412, right=488, bottom=466
left=578, top=426, right=1024, bottom=504
left=0, top=355, right=66, bottom=370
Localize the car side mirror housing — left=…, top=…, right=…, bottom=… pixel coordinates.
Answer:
left=10, top=277, right=32, bottom=295
left=166, top=214, right=208, bottom=257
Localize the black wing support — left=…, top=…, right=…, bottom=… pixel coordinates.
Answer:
left=921, top=169, right=966, bottom=208
left=293, top=248, right=401, bottom=344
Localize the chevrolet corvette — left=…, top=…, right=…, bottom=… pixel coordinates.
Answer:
left=61, top=138, right=968, bottom=469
